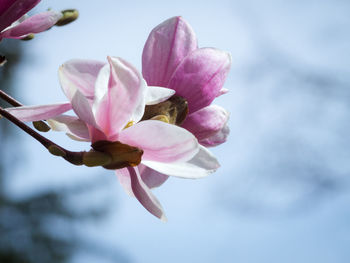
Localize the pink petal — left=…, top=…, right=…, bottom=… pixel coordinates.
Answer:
left=0, top=0, right=40, bottom=32
left=182, top=105, right=229, bottom=141
left=47, top=115, right=90, bottom=141
left=138, top=164, right=169, bottom=189
left=71, top=90, right=96, bottom=127
left=143, top=145, right=219, bottom=179
left=93, top=56, right=146, bottom=138
left=58, top=59, right=105, bottom=101
left=5, top=102, right=72, bottom=122
left=119, top=120, right=199, bottom=163
left=199, top=122, right=230, bottom=147
left=142, top=16, right=197, bottom=87
left=115, top=167, right=134, bottom=197
left=116, top=167, right=167, bottom=221
left=167, top=48, right=231, bottom=113
left=1, top=10, right=62, bottom=39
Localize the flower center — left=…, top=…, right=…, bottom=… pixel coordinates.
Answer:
left=141, top=95, right=188, bottom=125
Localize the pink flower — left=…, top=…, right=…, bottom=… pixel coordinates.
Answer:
left=142, top=16, right=231, bottom=147
left=0, top=0, right=62, bottom=40
left=7, top=57, right=219, bottom=220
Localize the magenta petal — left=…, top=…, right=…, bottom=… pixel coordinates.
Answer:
left=93, top=56, right=145, bottom=137
left=0, top=0, right=40, bottom=32
left=119, top=120, right=199, bottom=163
left=1, top=10, right=62, bottom=39
left=167, top=48, right=231, bottom=113
left=5, top=102, right=72, bottom=122
left=182, top=105, right=229, bottom=141
left=199, top=122, right=230, bottom=147
left=0, top=0, right=17, bottom=16
left=59, top=59, right=105, bottom=101
left=142, top=16, right=197, bottom=87
left=120, top=167, right=166, bottom=221
left=138, top=164, right=169, bottom=189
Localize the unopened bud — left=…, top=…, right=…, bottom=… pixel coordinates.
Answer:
left=33, top=121, right=51, bottom=132
left=83, top=151, right=112, bottom=167
left=0, top=55, right=7, bottom=66
left=48, top=145, right=66, bottom=157
left=150, top=114, right=170, bottom=123
left=92, top=140, right=143, bottom=170
left=55, top=9, right=79, bottom=26
left=21, top=34, right=35, bottom=41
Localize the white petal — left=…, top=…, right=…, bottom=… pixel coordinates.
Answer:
left=142, top=145, right=220, bottom=179
left=145, top=86, right=175, bottom=105
left=47, top=115, right=90, bottom=141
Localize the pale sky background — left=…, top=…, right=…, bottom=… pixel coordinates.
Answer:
left=2, top=0, right=350, bottom=262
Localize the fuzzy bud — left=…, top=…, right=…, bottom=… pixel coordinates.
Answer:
left=55, top=9, right=79, bottom=26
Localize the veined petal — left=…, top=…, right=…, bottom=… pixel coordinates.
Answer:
left=168, top=48, right=231, bottom=113
left=142, top=16, right=197, bottom=87
left=182, top=105, right=229, bottom=141
left=116, top=167, right=167, bottom=221
left=93, top=56, right=146, bottom=137
left=119, top=120, right=199, bottom=163
left=199, top=122, right=230, bottom=147
left=145, top=86, right=175, bottom=105
left=47, top=115, right=90, bottom=141
left=1, top=11, right=62, bottom=39
left=6, top=102, right=72, bottom=122
left=115, top=168, right=134, bottom=197
left=58, top=59, right=105, bottom=101
left=0, top=0, right=40, bottom=32
left=138, top=164, right=169, bottom=188
left=142, top=145, right=219, bottom=179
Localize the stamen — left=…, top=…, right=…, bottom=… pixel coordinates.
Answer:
left=124, top=120, right=135, bottom=129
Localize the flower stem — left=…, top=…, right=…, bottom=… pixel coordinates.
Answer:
left=0, top=106, right=83, bottom=165
left=0, top=89, right=22, bottom=106
left=0, top=89, right=50, bottom=131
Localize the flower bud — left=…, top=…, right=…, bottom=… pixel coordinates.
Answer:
left=91, top=140, right=143, bottom=170
left=0, top=55, right=7, bottom=66
left=48, top=145, right=66, bottom=157
left=55, top=9, right=79, bottom=26
left=33, top=121, right=51, bottom=132
left=20, top=34, right=35, bottom=41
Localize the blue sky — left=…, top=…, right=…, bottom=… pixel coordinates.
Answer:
left=2, top=0, right=350, bottom=262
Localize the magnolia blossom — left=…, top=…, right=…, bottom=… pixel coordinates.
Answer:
left=0, top=0, right=62, bottom=40
left=142, top=16, right=231, bottom=147
left=136, top=17, right=232, bottom=190
left=7, top=57, right=220, bottom=220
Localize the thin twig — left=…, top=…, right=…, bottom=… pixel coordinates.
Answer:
left=0, top=106, right=83, bottom=165
left=0, top=89, right=50, bottom=131
left=0, top=89, right=22, bottom=106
